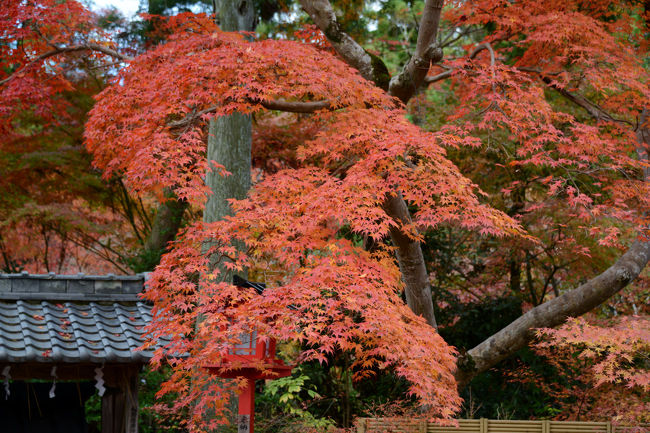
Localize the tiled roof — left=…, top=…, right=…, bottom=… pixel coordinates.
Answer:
left=0, top=273, right=154, bottom=364
left=0, top=272, right=146, bottom=301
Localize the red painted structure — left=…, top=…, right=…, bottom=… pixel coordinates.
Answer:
left=206, top=329, right=292, bottom=433
left=206, top=277, right=293, bottom=433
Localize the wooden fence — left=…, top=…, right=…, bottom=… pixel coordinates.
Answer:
left=356, top=418, right=647, bottom=433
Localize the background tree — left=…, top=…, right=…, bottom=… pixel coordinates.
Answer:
left=0, top=1, right=149, bottom=273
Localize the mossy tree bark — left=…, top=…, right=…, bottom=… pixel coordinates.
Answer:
left=203, top=0, right=255, bottom=274
left=202, top=2, right=255, bottom=432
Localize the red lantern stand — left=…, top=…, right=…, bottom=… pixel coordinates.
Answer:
left=206, top=332, right=293, bottom=433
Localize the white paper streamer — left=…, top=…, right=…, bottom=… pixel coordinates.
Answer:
left=2, top=366, right=10, bottom=400
left=49, top=366, right=57, bottom=398
left=94, top=366, right=105, bottom=397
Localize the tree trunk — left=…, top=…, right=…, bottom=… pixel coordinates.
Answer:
left=141, top=189, right=187, bottom=270
left=383, top=193, right=437, bottom=328
left=205, top=0, right=255, bottom=222
left=202, top=2, right=255, bottom=431
left=214, top=0, right=255, bottom=33
left=204, top=115, right=252, bottom=224
left=203, top=0, right=255, bottom=269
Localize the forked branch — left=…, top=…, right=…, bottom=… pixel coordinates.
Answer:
left=389, top=0, right=445, bottom=102
left=298, top=0, right=377, bottom=84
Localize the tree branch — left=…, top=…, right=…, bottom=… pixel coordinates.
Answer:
left=424, top=42, right=495, bottom=85
left=298, top=0, right=379, bottom=85
left=388, top=0, right=445, bottom=102
left=383, top=192, right=437, bottom=328
left=167, top=99, right=332, bottom=129
left=537, top=75, right=634, bottom=126
left=456, top=238, right=650, bottom=388
left=0, top=43, right=132, bottom=86
left=143, top=189, right=188, bottom=269
left=456, top=107, right=650, bottom=388
left=262, top=99, right=331, bottom=112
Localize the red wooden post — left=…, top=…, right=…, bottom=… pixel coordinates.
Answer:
left=207, top=353, right=292, bottom=433
left=207, top=278, right=293, bottom=433
left=238, top=378, right=255, bottom=433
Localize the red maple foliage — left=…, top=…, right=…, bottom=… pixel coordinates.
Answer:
left=85, top=17, right=522, bottom=423
left=505, top=315, right=649, bottom=427
left=2, top=0, right=649, bottom=430
left=0, top=0, right=144, bottom=273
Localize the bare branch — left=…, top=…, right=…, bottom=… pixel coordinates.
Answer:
left=424, top=42, right=494, bottom=85
left=483, top=42, right=496, bottom=68
left=167, top=106, right=219, bottom=129
left=424, top=69, right=454, bottom=85
left=389, top=0, right=445, bottom=102
left=262, top=99, right=331, bottom=113
left=456, top=237, right=650, bottom=388
left=540, top=76, right=634, bottom=126
left=298, top=0, right=377, bottom=84
left=509, top=66, right=634, bottom=126
left=75, top=43, right=133, bottom=62
left=0, top=43, right=133, bottom=86
left=515, top=66, right=561, bottom=75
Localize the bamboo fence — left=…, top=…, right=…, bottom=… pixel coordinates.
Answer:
left=356, top=418, right=647, bottom=433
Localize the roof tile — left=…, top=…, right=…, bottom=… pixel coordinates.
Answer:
left=0, top=300, right=155, bottom=364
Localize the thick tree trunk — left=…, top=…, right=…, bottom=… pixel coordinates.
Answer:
left=202, top=3, right=255, bottom=432
left=204, top=115, right=251, bottom=224
left=214, top=0, right=255, bottom=33
left=204, top=0, right=255, bottom=256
